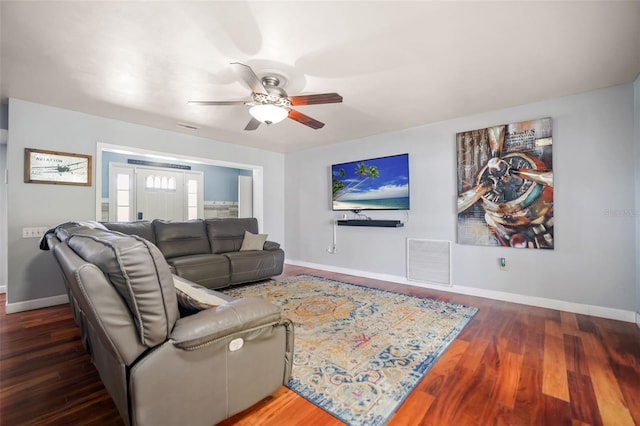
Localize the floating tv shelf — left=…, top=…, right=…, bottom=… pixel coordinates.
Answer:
left=337, top=220, right=404, bottom=228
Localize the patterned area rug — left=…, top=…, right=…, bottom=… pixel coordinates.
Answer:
left=223, top=274, right=478, bottom=426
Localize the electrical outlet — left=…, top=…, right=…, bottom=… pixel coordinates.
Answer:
left=499, top=257, right=508, bottom=271
left=22, top=227, right=48, bottom=238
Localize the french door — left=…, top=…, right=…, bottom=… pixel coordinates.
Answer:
left=108, top=163, right=203, bottom=222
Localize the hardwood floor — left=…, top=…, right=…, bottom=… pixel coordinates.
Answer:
left=1, top=265, right=639, bottom=425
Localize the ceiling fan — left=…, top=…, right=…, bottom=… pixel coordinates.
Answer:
left=188, top=62, right=343, bottom=131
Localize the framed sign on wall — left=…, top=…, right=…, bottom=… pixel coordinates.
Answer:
left=24, top=148, right=92, bottom=186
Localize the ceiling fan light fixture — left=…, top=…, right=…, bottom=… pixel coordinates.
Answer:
left=249, top=104, right=288, bottom=125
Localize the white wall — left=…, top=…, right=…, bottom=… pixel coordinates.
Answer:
left=6, top=98, right=285, bottom=308
left=285, top=84, right=636, bottom=315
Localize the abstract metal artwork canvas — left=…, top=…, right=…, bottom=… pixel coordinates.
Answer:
left=456, top=118, right=553, bottom=249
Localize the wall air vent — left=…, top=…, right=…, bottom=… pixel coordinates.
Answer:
left=406, top=238, right=451, bottom=286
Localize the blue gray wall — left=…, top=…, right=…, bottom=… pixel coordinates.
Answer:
left=286, top=83, right=637, bottom=316
left=4, top=84, right=640, bottom=321
left=5, top=99, right=284, bottom=306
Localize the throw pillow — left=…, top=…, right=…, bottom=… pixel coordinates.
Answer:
left=174, top=276, right=230, bottom=312
left=239, top=231, right=267, bottom=251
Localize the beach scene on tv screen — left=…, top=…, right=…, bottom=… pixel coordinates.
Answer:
left=332, top=154, right=410, bottom=210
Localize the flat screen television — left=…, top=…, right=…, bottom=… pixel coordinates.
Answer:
left=331, top=153, right=410, bottom=211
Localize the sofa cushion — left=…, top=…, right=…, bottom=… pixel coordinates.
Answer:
left=40, top=221, right=107, bottom=250
left=53, top=221, right=108, bottom=242
left=102, top=220, right=155, bottom=244
left=66, top=228, right=179, bottom=347
left=239, top=231, right=267, bottom=251
left=173, top=275, right=232, bottom=313
left=166, top=253, right=230, bottom=289
left=263, top=241, right=281, bottom=251
left=224, top=249, right=285, bottom=284
left=153, top=220, right=210, bottom=259
left=205, top=218, right=259, bottom=254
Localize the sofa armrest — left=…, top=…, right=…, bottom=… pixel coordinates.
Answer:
left=170, top=297, right=282, bottom=350
left=263, top=240, right=280, bottom=251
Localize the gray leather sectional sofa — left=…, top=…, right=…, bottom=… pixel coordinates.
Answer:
left=43, top=222, right=293, bottom=426
left=101, top=218, right=285, bottom=289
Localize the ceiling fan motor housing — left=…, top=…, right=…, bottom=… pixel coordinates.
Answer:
left=189, top=63, right=341, bottom=131
left=252, top=91, right=291, bottom=107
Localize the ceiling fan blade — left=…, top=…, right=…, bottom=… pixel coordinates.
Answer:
left=230, top=62, right=268, bottom=95
left=188, top=100, right=248, bottom=106
left=287, top=109, right=325, bottom=129
left=288, top=93, right=343, bottom=106
left=244, top=117, right=261, bottom=131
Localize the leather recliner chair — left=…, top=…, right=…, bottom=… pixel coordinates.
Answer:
left=45, top=224, right=293, bottom=426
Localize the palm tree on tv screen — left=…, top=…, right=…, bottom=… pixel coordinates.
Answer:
left=333, top=162, right=379, bottom=200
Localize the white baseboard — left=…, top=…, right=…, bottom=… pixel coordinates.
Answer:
left=0, top=285, right=5, bottom=294
left=5, top=261, right=637, bottom=324
left=5, top=293, right=69, bottom=314
left=285, top=259, right=637, bottom=324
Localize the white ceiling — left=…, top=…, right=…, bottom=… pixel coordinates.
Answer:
left=1, top=1, right=639, bottom=153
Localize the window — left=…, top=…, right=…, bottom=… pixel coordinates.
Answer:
left=116, top=173, right=131, bottom=222
left=187, top=179, right=198, bottom=220
left=145, top=174, right=178, bottom=191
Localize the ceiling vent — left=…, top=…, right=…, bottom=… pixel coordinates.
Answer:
left=176, top=122, right=199, bottom=130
